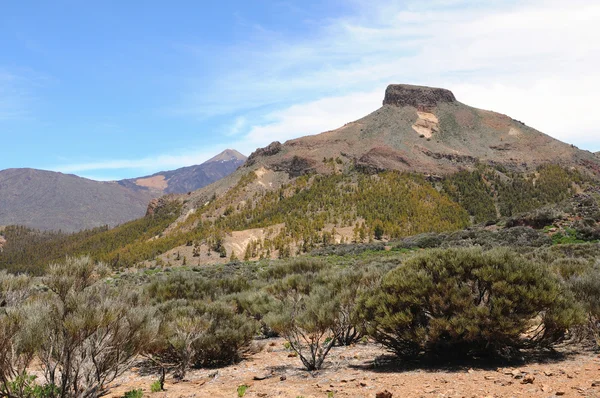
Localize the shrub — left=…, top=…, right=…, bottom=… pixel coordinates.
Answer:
left=324, top=267, right=382, bottom=346
left=568, top=267, right=600, bottom=347
left=237, top=384, right=249, bottom=397
left=123, top=389, right=144, bottom=398
left=358, top=248, right=583, bottom=359
left=0, top=273, right=43, bottom=398
left=150, top=380, right=162, bottom=393
left=151, top=300, right=256, bottom=379
left=2, top=372, right=59, bottom=398
left=37, top=257, right=158, bottom=397
left=265, top=279, right=342, bottom=370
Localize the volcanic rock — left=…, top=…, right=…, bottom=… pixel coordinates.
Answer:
left=383, top=84, right=456, bottom=111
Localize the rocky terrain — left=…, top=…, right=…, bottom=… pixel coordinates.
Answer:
left=0, top=149, right=244, bottom=231
left=107, top=338, right=600, bottom=398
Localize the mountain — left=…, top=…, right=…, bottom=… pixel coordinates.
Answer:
left=241, top=84, right=600, bottom=178
left=0, top=168, right=155, bottom=232
left=3, top=84, right=600, bottom=272
left=118, top=149, right=246, bottom=194
left=0, top=149, right=245, bottom=232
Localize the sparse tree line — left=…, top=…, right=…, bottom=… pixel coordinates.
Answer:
left=2, top=244, right=599, bottom=397
left=0, top=164, right=591, bottom=274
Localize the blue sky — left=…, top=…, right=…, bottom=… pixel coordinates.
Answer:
left=1, top=0, right=599, bottom=180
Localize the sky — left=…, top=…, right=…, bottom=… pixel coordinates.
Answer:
left=1, top=0, right=599, bottom=181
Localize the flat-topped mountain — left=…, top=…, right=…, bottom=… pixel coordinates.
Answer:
left=243, top=84, right=600, bottom=178
left=0, top=149, right=245, bottom=231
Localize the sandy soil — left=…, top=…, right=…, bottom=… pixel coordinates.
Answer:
left=107, top=338, right=600, bottom=398
left=135, top=176, right=169, bottom=190
left=412, top=112, right=440, bottom=139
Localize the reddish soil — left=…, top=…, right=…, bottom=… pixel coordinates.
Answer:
left=107, top=338, right=600, bottom=398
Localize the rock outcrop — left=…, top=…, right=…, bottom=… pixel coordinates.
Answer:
left=246, top=141, right=283, bottom=166
left=383, top=84, right=456, bottom=111
left=146, top=196, right=174, bottom=217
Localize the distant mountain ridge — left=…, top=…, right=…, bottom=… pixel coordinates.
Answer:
left=0, top=149, right=245, bottom=232
left=0, top=168, right=154, bottom=232
left=118, top=149, right=246, bottom=194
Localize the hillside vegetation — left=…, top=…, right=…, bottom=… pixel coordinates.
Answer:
left=0, top=163, right=595, bottom=274
left=2, top=238, right=599, bottom=396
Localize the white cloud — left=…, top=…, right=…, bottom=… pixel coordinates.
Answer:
left=227, top=116, right=247, bottom=136
left=196, top=0, right=600, bottom=152
left=0, top=70, right=28, bottom=120
left=241, top=88, right=382, bottom=147
left=51, top=0, right=600, bottom=178
left=50, top=145, right=237, bottom=178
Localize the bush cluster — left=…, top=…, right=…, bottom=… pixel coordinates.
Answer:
left=357, top=248, right=583, bottom=358
left=2, top=243, right=598, bottom=395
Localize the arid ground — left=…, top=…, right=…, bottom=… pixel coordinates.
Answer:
left=108, top=338, right=600, bottom=398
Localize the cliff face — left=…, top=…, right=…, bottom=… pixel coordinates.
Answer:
left=383, top=84, right=456, bottom=111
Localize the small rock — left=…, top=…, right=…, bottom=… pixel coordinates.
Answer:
left=544, top=371, right=554, bottom=377
left=375, top=391, right=393, bottom=398
left=592, top=380, right=600, bottom=387
left=279, top=375, right=286, bottom=381
left=467, top=368, right=474, bottom=374
left=541, top=384, right=552, bottom=393
left=512, top=369, right=524, bottom=379
left=360, top=382, right=367, bottom=387
left=555, top=391, right=565, bottom=396
left=253, top=374, right=271, bottom=381
left=521, top=374, right=535, bottom=384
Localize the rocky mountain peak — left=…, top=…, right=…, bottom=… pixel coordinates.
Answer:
left=383, top=84, right=456, bottom=111
left=206, top=149, right=247, bottom=163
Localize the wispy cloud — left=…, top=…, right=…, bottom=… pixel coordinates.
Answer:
left=178, top=0, right=600, bottom=151
left=50, top=0, right=600, bottom=178
left=49, top=145, right=241, bottom=179
left=0, top=70, right=29, bottom=120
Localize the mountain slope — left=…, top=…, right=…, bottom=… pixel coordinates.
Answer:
left=0, top=149, right=245, bottom=231
left=119, top=149, right=246, bottom=194
left=0, top=168, right=154, bottom=232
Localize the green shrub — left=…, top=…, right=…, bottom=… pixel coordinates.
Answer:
left=37, top=257, right=158, bottom=397
left=150, top=380, right=162, bottom=393
left=123, top=389, right=144, bottom=398
left=151, top=300, right=257, bottom=379
left=265, top=283, right=341, bottom=370
left=568, top=267, right=600, bottom=347
left=358, top=248, right=583, bottom=359
left=237, top=384, right=249, bottom=397
left=2, top=372, right=59, bottom=398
